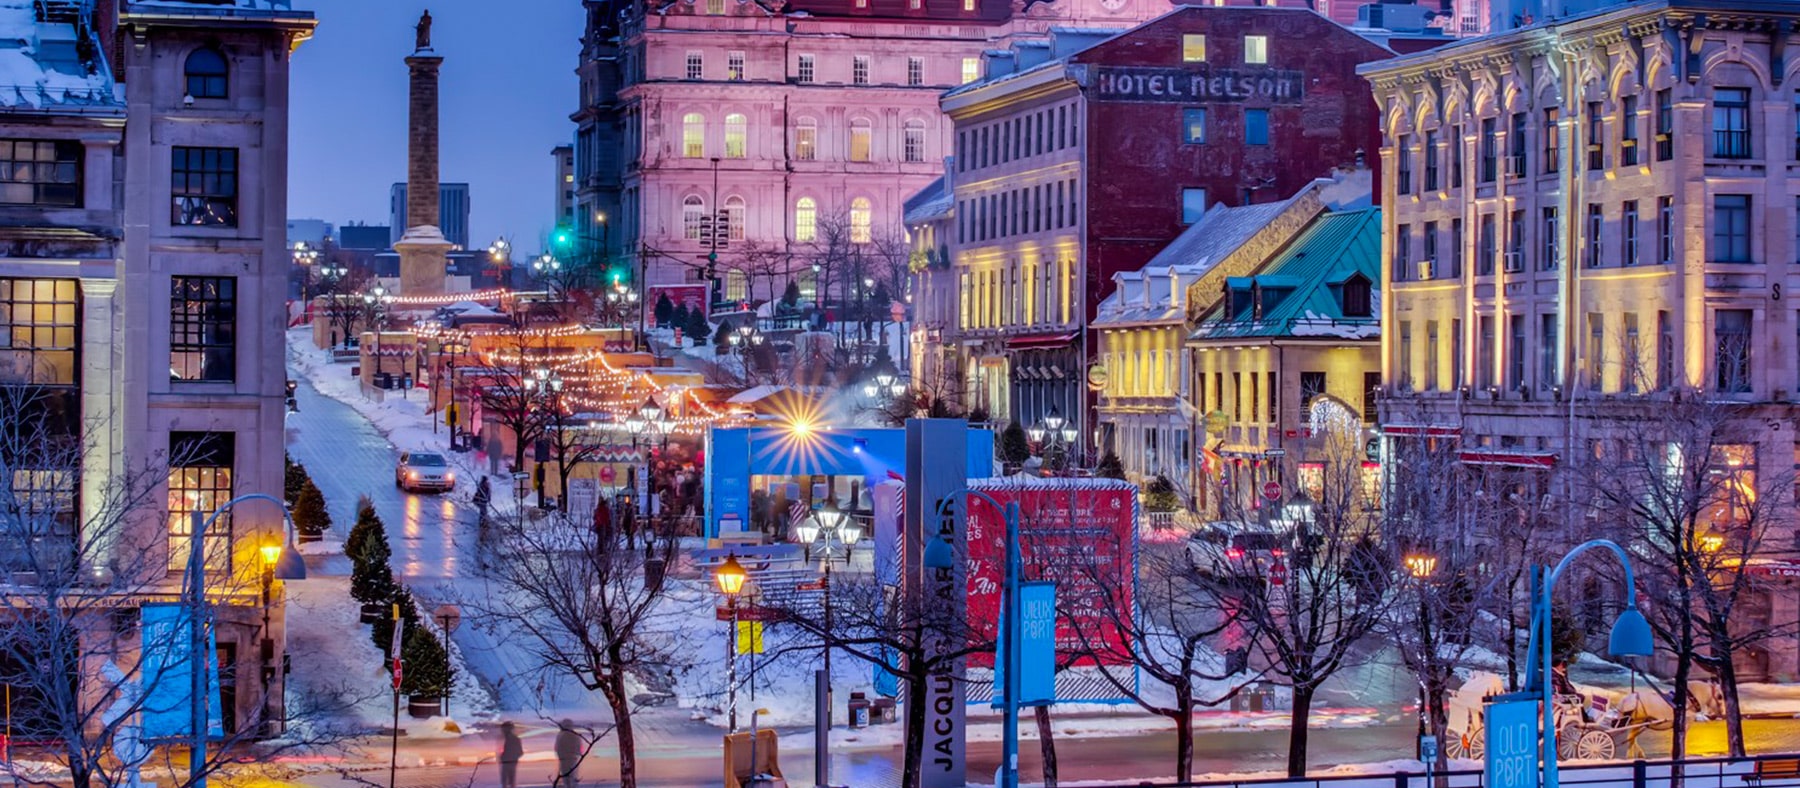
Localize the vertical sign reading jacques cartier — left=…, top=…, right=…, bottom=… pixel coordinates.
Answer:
left=1484, top=700, right=1540, bottom=788
left=906, top=420, right=967, bottom=788
left=1089, top=65, right=1306, bottom=104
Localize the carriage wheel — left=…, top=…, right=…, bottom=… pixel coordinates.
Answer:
left=1576, top=729, right=1616, bottom=761
left=1446, top=734, right=1470, bottom=760
left=1466, top=732, right=1486, bottom=760
left=1556, top=725, right=1582, bottom=760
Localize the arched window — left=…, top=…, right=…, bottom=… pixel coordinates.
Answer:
left=682, top=113, right=705, bottom=158
left=683, top=195, right=706, bottom=240
left=848, top=118, right=873, bottom=162
left=724, top=195, right=746, bottom=241
left=850, top=197, right=872, bottom=243
left=185, top=47, right=228, bottom=99
left=903, top=120, right=926, bottom=163
left=795, top=197, right=817, bottom=243
left=794, top=117, right=818, bottom=161
left=724, top=113, right=747, bottom=159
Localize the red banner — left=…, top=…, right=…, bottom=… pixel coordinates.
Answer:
left=964, top=481, right=1137, bottom=668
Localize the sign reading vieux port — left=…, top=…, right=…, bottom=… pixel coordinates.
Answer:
left=1090, top=65, right=1305, bottom=104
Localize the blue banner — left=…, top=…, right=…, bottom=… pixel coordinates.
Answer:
left=994, top=582, right=1056, bottom=708
left=1484, top=700, right=1539, bottom=788
left=139, top=603, right=223, bottom=741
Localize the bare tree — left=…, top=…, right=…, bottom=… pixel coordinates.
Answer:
left=1210, top=410, right=1387, bottom=777
left=470, top=324, right=551, bottom=473
left=1576, top=391, right=1796, bottom=760
left=465, top=505, right=685, bottom=788
left=0, top=388, right=352, bottom=788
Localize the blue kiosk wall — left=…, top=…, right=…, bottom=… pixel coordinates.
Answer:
left=704, top=424, right=995, bottom=538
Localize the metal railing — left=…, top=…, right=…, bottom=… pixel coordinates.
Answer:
left=1080, top=753, right=1800, bottom=788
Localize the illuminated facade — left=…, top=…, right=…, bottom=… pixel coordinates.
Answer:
left=0, top=0, right=314, bottom=734
left=1364, top=0, right=1800, bottom=678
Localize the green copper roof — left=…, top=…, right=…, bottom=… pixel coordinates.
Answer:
left=1192, top=207, right=1381, bottom=341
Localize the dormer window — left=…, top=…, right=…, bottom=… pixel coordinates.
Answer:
left=1342, top=273, right=1372, bottom=317
left=185, top=47, right=228, bottom=100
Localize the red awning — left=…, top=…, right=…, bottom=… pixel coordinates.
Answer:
left=1005, top=332, right=1077, bottom=351
left=1384, top=424, right=1462, bottom=437
left=1748, top=561, right=1800, bottom=579
left=1459, top=450, right=1558, bottom=468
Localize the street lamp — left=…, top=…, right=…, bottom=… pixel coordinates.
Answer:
left=1520, top=540, right=1653, bottom=788
left=185, top=494, right=305, bottom=788
left=713, top=553, right=749, bottom=733
left=1031, top=405, right=1078, bottom=473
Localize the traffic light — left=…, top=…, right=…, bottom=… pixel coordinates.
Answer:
left=552, top=226, right=574, bottom=250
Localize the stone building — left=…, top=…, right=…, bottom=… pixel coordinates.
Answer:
left=929, top=5, right=1390, bottom=451
left=1364, top=0, right=1800, bottom=679
left=0, top=0, right=313, bottom=736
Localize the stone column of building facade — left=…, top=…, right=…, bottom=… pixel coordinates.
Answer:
left=397, top=25, right=451, bottom=296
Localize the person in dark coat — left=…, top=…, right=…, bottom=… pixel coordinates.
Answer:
left=593, top=497, right=613, bottom=543
left=553, top=719, right=581, bottom=787
left=497, top=721, right=523, bottom=788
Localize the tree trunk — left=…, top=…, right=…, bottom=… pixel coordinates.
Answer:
left=1427, top=678, right=1451, bottom=773
left=1287, top=685, right=1315, bottom=778
left=902, top=671, right=927, bottom=788
left=1034, top=704, right=1057, bottom=788
left=1716, top=651, right=1745, bottom=758
left=1670, top=637, right=1692, bottom=788
left=605, top=655, right=640, bottom=788
left=1174, top=694, right=1195, bottom=783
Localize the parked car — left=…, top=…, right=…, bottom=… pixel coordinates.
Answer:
left=395, top=451, right=455, bottom=493
left=1186, top=521, right=1287, bottom=582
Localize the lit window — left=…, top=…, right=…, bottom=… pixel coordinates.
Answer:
left=724, top=113, right=747, bottom=159
left=797, top=54, right=815, bottom=84
left=963, top=0, right=974, bottom=10
left=170, top=276, right=236, bottom=382
left=727, top=51, right=745, bottom=81
left=1245, top=109, right=1269, bottom=145
left=706, top=0, right=725, bottom=12
left=724, top=195, right=746, bottom=241
left=851, top=197, right=873, bottom=243
left=904, top=120, right=926, bottom=163
left=685, top=51, right=702, bottom=80
left=961, top=57, right=980, bottom=84
left=0, top=278, right=78, bottom=387
left=1244, top=35, right=1268, bottom=64
left=1181, top=188, right=1206, bottom=224
left=683, top=195, right=706, bottom=240
left=682, top=113, right=704, bottom=158
left=1182, top=34, right=1206, bottom=62
left=1183, top=108, right=1205, bottom=143
left=171, top=146, right=237, bottom=227
left=795, top=118, right=817, bottom=161
left=849, top=119, right=873, bottom=162
left=853, top=55, right=870, bottom=86
left=168, top=431, right=234, bottom=572
left=795, top=197, right=817, bottom=242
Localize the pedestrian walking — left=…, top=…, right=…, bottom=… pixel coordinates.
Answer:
left=553, top=719, right=582, bottom=788
left=496, top=721, right=522, bottom=788
left=593, top=496, right=613, bottom=543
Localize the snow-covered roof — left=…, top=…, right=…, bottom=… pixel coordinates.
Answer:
left=902, top=174, right=953, bottom=225
left=0, top=0, right=118, bottom=111
left=129, top=0, right=296, bottom=11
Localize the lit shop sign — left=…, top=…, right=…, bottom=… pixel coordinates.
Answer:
left=1091, top=66, right=1305, bottom=104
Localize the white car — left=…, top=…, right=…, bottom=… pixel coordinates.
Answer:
left=395, top=451, right=455, bottom=493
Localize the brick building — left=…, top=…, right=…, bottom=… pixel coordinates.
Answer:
left=926, top=5, right=1390, bottom=450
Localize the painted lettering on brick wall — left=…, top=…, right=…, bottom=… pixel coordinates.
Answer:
left=1092, top=66, right=1305, bottom=104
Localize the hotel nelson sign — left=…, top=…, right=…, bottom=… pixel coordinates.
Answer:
left=1089, top=65, right=1305, bottom=104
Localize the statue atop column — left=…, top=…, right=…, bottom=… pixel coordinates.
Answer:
left=415, top=9, right=433, bottom=51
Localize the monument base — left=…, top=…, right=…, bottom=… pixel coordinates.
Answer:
left=395, top=224, right=452, bottom=296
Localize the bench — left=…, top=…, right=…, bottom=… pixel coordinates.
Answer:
left=1745, top=758, right=1800, bottom=784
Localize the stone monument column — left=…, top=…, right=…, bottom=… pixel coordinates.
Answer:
left=397, top=10, right=451, bottom=295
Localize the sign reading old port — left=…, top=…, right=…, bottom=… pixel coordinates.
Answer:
left=1092, top=66, right=1305, bottom=104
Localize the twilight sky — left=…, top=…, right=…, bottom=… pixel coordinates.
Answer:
left=288, top=0, right=586, bottom=250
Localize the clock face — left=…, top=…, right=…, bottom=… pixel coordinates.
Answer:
left=1099, top=0, right=1127, bottom=10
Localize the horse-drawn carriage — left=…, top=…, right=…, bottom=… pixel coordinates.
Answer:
left=1443, top=672, right=1674, bottom=762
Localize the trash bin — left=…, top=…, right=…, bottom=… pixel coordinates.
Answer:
left=847, top=692, right=871, bottom=728
left=871, top=697, right=897, bottom=724
left=1248, top=685, right=1265, bottom=713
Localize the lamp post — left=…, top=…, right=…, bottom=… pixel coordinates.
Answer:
left=185, top=493, right=307, bottom=788
left=526, top=367, right=565, bottom=510
left=623, top=396, right=671, bottom=521
left=713, top=553, right=749, bottom=733
left=291, top=241, right=320, bottom=303
left=1518, top=539, right=1653, bottom=788
left=795, top=500, right=862, bottom=721
left=1028, top=405, right=1079, bottom=474
left=362, top=286, right=394, bottom=385
left=1404, top=551, right=1437, bottom=763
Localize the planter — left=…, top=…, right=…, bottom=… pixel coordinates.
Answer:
left=407, top=696, right=444, bottom=719
left=298, top=532, right=324, bottom=544
left=359, top=603, right=387, bottom=624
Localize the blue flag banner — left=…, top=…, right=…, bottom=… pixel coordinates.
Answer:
left=993, top=581, right=1056, bottom=708
left=1484, top=700, right=1539, bottom=788
left=139, top=603, right=223, bottom=741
